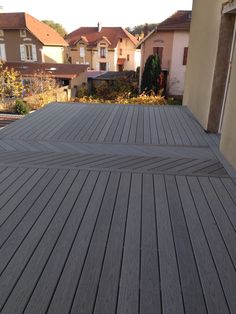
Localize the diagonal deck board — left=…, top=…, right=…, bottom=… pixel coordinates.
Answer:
left=0, top=103, right=235, bottom=314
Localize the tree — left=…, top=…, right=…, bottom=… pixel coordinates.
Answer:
left=24, top=70, right=59, bottom=108
left=42, top=20, right=67, bottom=37
left=141, top=54, right=161, bottom=94
left=126, top=23, right=158, bottom=36
left=0, top=62, right=23, bottom=100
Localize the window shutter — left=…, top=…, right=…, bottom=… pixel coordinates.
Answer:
left=0, top=44, right=6, bottom=61
left=32, top=45, right=37, bottom=61
left=20, top=44, right=25, bottom=61
left=183, top=47, right=188, bottom=65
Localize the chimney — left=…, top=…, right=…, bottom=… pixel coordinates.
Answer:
left=97, top=22, right=101, bottom=32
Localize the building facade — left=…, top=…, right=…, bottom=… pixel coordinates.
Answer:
left=0, top=12, right=68, bottom=63
left=138, top=11, right=191, bottom=96
left=183, top=0, right=236, bottom=169
left=66, top=26, right=140, bottom=72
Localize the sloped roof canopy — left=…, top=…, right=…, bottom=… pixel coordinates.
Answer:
left=0, top=12, right=68, bottom=46
left=66, top=26, right=138, bottom=48
left=137, top=10, right=192, bottom=48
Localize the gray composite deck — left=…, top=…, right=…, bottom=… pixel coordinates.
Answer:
left=0, top=103, right=236, bottom=314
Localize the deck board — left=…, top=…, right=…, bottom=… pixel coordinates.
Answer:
left=0, top=103, right=235, bottom=314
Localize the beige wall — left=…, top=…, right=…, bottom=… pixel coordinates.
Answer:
left=1, top=29, right=42, bottom=62
left=183, top=0, right=224, bottom=129
left=68, top=38, right=138, bottom=71
left=169, top=31, right=189, bottom=95
left=70, top=70, right=88, bottom=88
left=116, top=38, right=140, bottom=71
left=42, top=46, right=64, bottom=63
left=140, top=31, right=174, bottom=73
left=220, top=40, right=236, bottom=169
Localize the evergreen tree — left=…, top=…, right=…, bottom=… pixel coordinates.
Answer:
left=141, top=54, right=161, bottom=94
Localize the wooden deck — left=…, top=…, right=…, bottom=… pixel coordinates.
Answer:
left=0, top=103, right=236, bottom=314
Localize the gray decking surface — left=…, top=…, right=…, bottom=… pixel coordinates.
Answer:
left=0, top=103, right=236, bottom=314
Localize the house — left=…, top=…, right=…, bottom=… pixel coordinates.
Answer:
left=0, top=12, right=68, bottom=63
left=138, top=11, right=191, bottom=96
left=183, top=0, right=236, bottom=169
left=4, top=62, right=89, bottom=89
left=65, top=24, right=140, bottom=72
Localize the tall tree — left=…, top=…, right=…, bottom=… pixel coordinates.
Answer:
left=42, top=20, right=67, bottom=37
left=141, top=54, right=161, bottom=94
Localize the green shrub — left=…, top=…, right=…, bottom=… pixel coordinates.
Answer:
left=15, top=99, right=30, bottom=115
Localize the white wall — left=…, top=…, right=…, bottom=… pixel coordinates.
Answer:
left=42, top=46, right=64, bottom=63
left=169, top=31, right=189, bottom=95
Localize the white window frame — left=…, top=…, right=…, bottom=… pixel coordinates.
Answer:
left=20, top=29, right=27, bottom=38
left=20, top=44, right=37, bottom=61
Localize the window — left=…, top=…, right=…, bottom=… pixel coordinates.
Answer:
left=120, top=38, right=123, bottom=43
left=0, top=30, right=4, bottom=37
left=100, top=47, right=106, bottom=58
left=80, top=46, right=85, bottom=57
left=20, top=29, right=27, bottom=37
left=20, top=44, right=37, bottom=61
left=100, top=62, right=107, bottom=71
left=127, top=54, right=130, bottom=61
left=0, top=44, right=6, bottom=61
left=153, top=47, right=163, bottom=64
left=183, top=47, right=188, bottom=65
left=120, top=48, right=123, bottom=56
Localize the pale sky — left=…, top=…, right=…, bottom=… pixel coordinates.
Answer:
left=1, top=0, right=193, bottom=33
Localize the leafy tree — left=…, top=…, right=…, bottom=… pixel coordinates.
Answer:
left=42, top=20, right=67, bottom=37
left=126, top=23, right=158, bottom=36
left=0, top=62, right=23, bottom=100
left=141, top=54, right=161, bottom=94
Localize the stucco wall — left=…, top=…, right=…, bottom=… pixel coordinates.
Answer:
left=42, top=46, right=64, bottom=63
left=220, top=42, right=236, bottom=169
left=140, top=31, right=174, bottom=73
left=169, top=31, right=189, bottom=95
left=68, top=38, right=139, bottom=71
left=70, top=70, right=88, bottom=88
left=116, top=38, right=139, bottom=71
left=183, top=0, right=224, bottom=129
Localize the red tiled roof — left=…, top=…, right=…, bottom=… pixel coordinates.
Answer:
left=4, top=62, right=88, bottom=79
left=157, top=10, right=192, bottom=31
left=0, top=12, right=68, bottom=46
left=66, top=26, right=138, bottom=48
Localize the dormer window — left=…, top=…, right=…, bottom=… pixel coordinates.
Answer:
left=20, top=29, right=27, bottom=38
left=0, top=30, right=4, bottom=37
